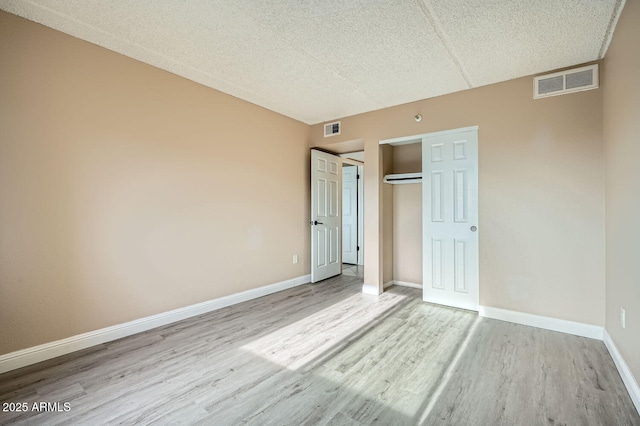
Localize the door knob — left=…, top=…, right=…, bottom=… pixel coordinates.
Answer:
left=470, top=226, right=477, bottom=232
left=311, top=220, right=324, bottom=225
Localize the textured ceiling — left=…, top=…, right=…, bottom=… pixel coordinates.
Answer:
left=0, top=0, right=625, bottom=124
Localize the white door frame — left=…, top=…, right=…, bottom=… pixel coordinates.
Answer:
left=341, top=164, right=358, bottom=265
left=341, top=157, right=364, bottom=266
left=357, top=164, right=364, bottom=266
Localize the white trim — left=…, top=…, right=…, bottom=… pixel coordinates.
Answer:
left=422, top=125, right=480, bottom=139
left=340, top=158, right=363, bottom=166
left=383, top=280, right=394, bottom=290
left=379, top=126, right=479, bottom=146
left=339, top=151, right=364, bottom=163
left=603, top=330, right=640, bottom=414
left=361, top=284, right=381, bottom=295
left=479, top=306, right=603, bottom=340
left=357, top=164, right=364, bottom=266
left=379, top=135, right=422, bottom=146
left=392, top=280, right=423, bottom=289
left=0, top=274, right=311, bottom=375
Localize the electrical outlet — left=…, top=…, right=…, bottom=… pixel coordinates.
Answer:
left=293, top=254, right=298, bottom=264
left=621, top=308, right=626, bottom=329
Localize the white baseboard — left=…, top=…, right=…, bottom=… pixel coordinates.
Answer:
left=373, top=281, right=422, bottom=292
left=382, top=280, right=422, bottom=290
left=0, top=274, right=311, bottom=375
left=362, top=284, right=381, bottom=295
left=479, top=306, right=604, bottom=340
left=392, top=280, right=423, bottom=289
left=603, top=330, right=640, bottom=414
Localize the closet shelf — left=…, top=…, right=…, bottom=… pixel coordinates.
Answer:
left=383, top=172, right=422, bottom=184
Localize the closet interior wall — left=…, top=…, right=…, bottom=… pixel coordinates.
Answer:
left=391, top=143, right=423, bottom=287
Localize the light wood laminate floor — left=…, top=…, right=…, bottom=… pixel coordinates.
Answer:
left=1, top=274, right=638, bottom=425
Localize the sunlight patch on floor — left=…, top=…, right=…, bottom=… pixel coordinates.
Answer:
left=417, top=315, right=481, bottom=422
left=304, top=314, right=481, bottom=419
left=240, top=288, right=481, bottom=420
left=239, top=291, right=408, bottom=371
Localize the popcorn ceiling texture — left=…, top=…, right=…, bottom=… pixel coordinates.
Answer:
left=0, top=0, right=624, bottom=124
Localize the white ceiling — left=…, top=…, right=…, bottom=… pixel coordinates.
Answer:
left=0, top=0, right=625, bottom=124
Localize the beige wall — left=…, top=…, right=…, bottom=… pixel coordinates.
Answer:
left=0, top=6, right=617, bottom=359
left=603, top=0, right=640, bottom=385
left=392, top=143, right=422, bottom=175
left=392, top=144, right=422, bottom=285
left=311, top=65, right=605, bottom=326
left=0, top=12, right=310, bottom=355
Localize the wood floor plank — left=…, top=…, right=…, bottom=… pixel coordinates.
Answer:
left=0, top=275, right=638, bottom=425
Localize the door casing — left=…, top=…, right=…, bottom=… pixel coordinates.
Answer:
left=342, top=164, right=358, bottom=265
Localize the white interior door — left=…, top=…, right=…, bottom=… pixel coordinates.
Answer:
left=342, top=165, right=358, bottom=264
left=311, top=149, right=342, bottom=283
left=422, top=128, right=479, bottom=311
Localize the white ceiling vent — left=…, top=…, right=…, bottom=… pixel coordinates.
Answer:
left=324, top=121, right=341, bottom=137
left=534, top=64, right=599, bottom=99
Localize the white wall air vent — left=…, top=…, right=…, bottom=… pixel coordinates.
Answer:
left=324, top=121, right=341, bottom=137
left=534, top=64, right=599, bottom=99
